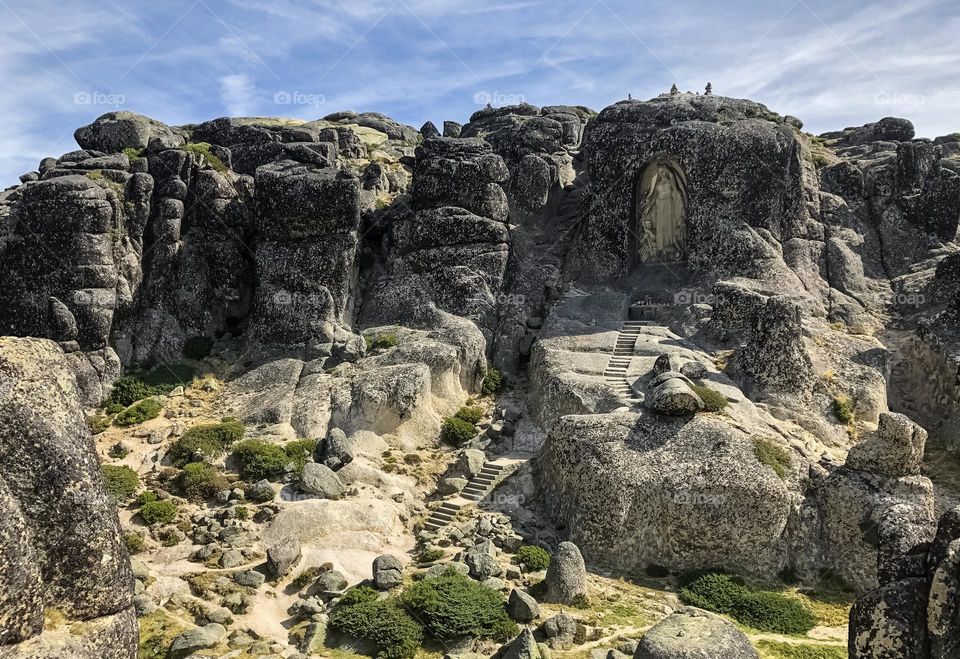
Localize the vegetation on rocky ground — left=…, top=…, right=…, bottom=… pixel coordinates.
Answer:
left=365, top=332, right=398, bottom=351
left=177, top=462, right=230, bottom=500
left=756, top=640, right=846, bottom=659
left=514, top=545, right=551, bottom=571
left=453, top=405, right=484, bottom=424
left=183, top=142, right=227, bottom=172
left=690, top=383, right=729, bottom=412
left=231, top=439, right=290, bottom=480
left=168, top=417, right=245, bottom=466
left=113, top=397, right=162, bottom=427
left=831, top=395, right=855, bottom=424
left=329, top=586, right=424, bottom=659
left=754, top=437, right=793, bottom=479
left=139, top=499, right=178, bottom=525
left=101, top=464, right=139, bottom=500
left=679, top=572, right=816, bottom=634
left=481, top=368, right=503, bottom=395
left=440, top=416, right=476, bottom=445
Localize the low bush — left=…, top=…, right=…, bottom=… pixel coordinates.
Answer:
left=123, top=531, right=145, bottom=554
left=402, top=569, right=518, bottom=643
left=168, top=418, right=244, bottom=466
left=113, top=398, right=162, bottom=427
left=417, top=548, right=445, bottom=563
left=454, top=405, right=484, bottom=425
left=291, top=566, right=324, bottom=591
left=106, top=364, right=195, bottom=408
left=365, top=332, right=399, bottom=351
left=108, top=442, right=130, bottom=459
left=234, top=505, right=249, bottom=520
left=679, top=572, right=815, bottom=634
left=514, top=545, right=550, bottom=572
left=177, top=462, right=229, bottom=501
left=284, top=439, right=318, bottom=475
left=832, top=395, right=855, bottom=424
left=329, top=586, right=424, bottom=659
left=102, top=465, right=139, bottom=500
left=481, top=368, right=503, bottom=395
left=182, top=336, right=214, bottom=360
left=136, top=490, right=158, bottom=506
left=690, top=384, right=729, bottom=412
left=89, top=413, right=112, bottom=435
left=122, top=147, right=144, bottom=161
left=754, top=437, right=793, bottom=479
left=440, top=417, right=476, bottom=445
left=140, top=499, right=178, bottom=526
left=232, top=439, right=289, bottom=481
left=183, top=142, right=227, bottom=172
left=107, top=376, right=156, bottom=407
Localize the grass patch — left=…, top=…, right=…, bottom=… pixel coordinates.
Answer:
left=329, top=586, right=424, bottom=659
left=481, top=368, right=503, bottom=395
left=514, top=545, right=550, bottom=572
left=102, top=465, right=139, bottom=500
left=365, top=332, right=398, bottom=351
left=679, top=572, right=815, bottom=634
left=788, top=590, right=855, bottom=627
left=402, top=569, right=517, bottom=643
left=291, top=565, right=325, bottom=591
left=756, top=640, right=845, bottom=659
left=122, top=147, right=144, bottom=161
left=831, top=396, right=855, bottom=424
left=690, top=384, right=729, bottom=412
left=113, top=397, right=162, bottom=427
left=138, top=610, right=186, bottom=659
left=754, top=437, right=793, bottom=479
left=184, top=142, right=227, bottom=172
left=168, top=417, right=244, bottom=466
left=417, top=548, right=445, bottom=564
left=89, top=413, right=112, bottom=435
left=123, top=531, right=145, bottom=554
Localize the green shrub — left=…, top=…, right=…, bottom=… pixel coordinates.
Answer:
left=365, top=332, right=398, bottom=351
left=481, top=368, right=503, bottom=395
left=122, top=147, right=144, bottom=161
left=284, top=439, right=318, bottom=475
left=234, top=505, right=249, bottom=520
left=454, top=405, right=484, bottom=425
left=168, top=418, right=245, bottom=466
left=183, top=336, right=214, bottom=360
left=679, top=572, right=815, bottom=634
left=832, top=395, right=855, bottom=424
left=140, top=499, right=178, bottom=525
left=514, top=545, right=550, bottom=572
left=232, top=439, right=289, bottom=480
left=329, top=586, right=424, bottom=659
left=123, top=531, right=145, bottom=554
left=136, top=490, right=159, bottom=506
left=417, top=548, right=445, bottom=563
left=177, top=462, right=229, bottom=501
left=184, top=142, right=227, bottom=172
left=90, top=413, right=112, bottom=435
left=754, top=437, right=793, bottom=479
left=113, top=397, right=162, bottom=427
left=440, top=417, right=476, bottom=445
left=690, top=384, right=729, bottom=412
left=107, top=376, right=156, bottom=407
left=402, top=569, right=518, bottom=643
left=755, top=640, right=845, bottom=659
left=102, top=465, right=139, bottom=500
left=108, top=442, right=130, bottom=459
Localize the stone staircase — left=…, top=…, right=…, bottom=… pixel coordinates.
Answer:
left=423, top=456, right=527, bottom=532
left=603, top=321, right=649, bottom=400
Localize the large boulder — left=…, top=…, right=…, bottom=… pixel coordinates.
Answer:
left=373, top=554, right=404, bottom=590
left=848, top=578, right=929, bottom=658
left=0, top=338, right=135, bottom=657
left=846, top=412, right=928, bottom=477
left=544, top=542, right=587, bottom=605
left=507, top=589, right=539, bottom=623
left=300, top=462, right=345, bottom=499
left=74, top=111, right=178, bottom=153
left=266, top=538, right=301, bottom=579
left=634, top=607, right=759, bottom=659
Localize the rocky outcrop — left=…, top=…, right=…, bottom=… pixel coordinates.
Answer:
left=0, top=338, right=135, bottom=658
left=634, top=607, right=759, bottom=659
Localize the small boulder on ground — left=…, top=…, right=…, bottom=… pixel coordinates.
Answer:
left=300, top=462, right=345, bottom=499
left=508, top=588, right=539, bottom=622
left=465, top=539, right=503, bottom=580
left=373, top=554, right=404, bottom=590
left=634, top=607, right=759, bottom=658
left=169, top=623, right=226, bottom=657
left=544, top=541, right=587, bottom=604
left=267, top=538, right=301, bottom=579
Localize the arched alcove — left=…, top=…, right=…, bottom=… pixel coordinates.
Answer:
left=633, top=157, right=688, bottom=265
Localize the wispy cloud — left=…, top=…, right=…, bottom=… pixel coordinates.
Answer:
left=1, top=0, right=958, bottom=185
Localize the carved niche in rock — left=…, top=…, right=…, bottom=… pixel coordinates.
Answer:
left=636, top=158, right=687, bottom=264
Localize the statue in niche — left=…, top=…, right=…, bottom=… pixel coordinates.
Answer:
left=638, top=161, right=686, bottom=263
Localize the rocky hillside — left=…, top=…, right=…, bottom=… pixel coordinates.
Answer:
left=2, top=93, right=960, bottom=659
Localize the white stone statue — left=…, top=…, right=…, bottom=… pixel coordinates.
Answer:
left=638, top=162, right=686, bottom=263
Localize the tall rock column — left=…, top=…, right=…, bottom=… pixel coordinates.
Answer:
left=0, top=337, right=136, bottom=659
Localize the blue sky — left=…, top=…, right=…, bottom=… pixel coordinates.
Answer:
left=1, top=0, right=958, bottom=185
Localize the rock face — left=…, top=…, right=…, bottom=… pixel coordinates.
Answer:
left=633, top=607, right=759, bottom=659
left=0, top=338, right=135, bottom=657
left=848, top=504, right=960, bottom=658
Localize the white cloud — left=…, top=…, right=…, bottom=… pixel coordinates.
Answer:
left=219, top=74, right=256, bottom=116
